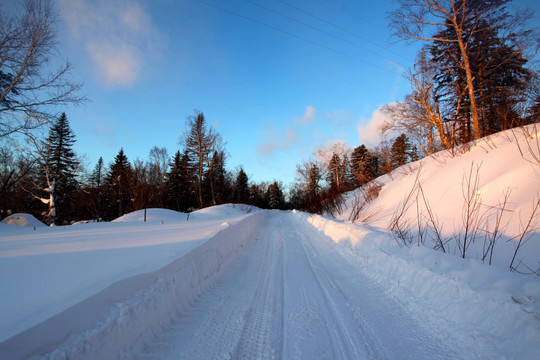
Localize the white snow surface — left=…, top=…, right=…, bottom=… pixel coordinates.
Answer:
left=0, top=128, right=539, bottom=359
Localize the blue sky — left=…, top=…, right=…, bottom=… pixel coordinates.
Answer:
left=13, top=0, right=540, bottom=186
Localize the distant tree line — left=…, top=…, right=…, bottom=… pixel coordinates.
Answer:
left=0, top=110, right=296, bottom=224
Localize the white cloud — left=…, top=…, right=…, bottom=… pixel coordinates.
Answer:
left=59, top=0, right=165, bottom=88
left=297, top=105, right=315, bottom=125
left=357, top=106, right=391, bottom=148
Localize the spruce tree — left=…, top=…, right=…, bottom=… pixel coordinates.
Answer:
left=42, top=112, right=78, bottom=224
left=390, top=134, right=412, bottom=170
left=104, top=148, right=133, bottom=219
left=165, top=150, right=196, bottom=212
left=233, top=168, right=249, bottom=204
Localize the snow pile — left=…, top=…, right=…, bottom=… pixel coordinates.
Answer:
left=1, top=213, right=46, bottom=228
left=297, top=211, right=540, bottom=359
left=338, top=125, right=540, bottom=272
left=0, top=205, right=253, bottom=345
left=0, top=211, right=265, bottom=360
left=112, top=208, right=187, bottom=223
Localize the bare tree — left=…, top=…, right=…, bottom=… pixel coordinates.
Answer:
left=382, top=50, right=454, bottom=155
left=0, top=0, right=84, bottom=139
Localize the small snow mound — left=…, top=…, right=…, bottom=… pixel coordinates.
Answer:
left=1, top=213, right=46, bottom=228
left=190, top=204, right=259, bottom=219
left=113, top=209, right=185, bottom=223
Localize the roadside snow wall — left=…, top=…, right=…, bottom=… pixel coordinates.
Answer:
left=296, top=211, right=540, bottom=360
left=1, top=211, right=265, bottom=360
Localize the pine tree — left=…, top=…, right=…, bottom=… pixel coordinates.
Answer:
left=267, top=181, right=285, bottom=210
left=41, top=112, right=79, bottom=224
left=390, top=134, right=412, bottom=170
left=165, top=150, right=196, bottom=212
left=104, top=148, right=133, bottom=220
left=327, top=153, right=342, bottom=192
left=233, top=168, right=249, bottom=204
left=351, top=145, right=376, bottom=186
left=91, top=157, right=105, bottom=188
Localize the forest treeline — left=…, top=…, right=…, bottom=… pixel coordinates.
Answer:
left=1, top=0, right=539, bottom=224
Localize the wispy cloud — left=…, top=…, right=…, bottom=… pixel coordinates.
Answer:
left=59, top=0, right=166, bottom=88
left=296, top=105, right=315, bottom=125
left=357, top=106, right=390, bottom=148
left=257, top=125, right=298, bottom=157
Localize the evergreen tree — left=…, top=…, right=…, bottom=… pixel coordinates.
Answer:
left=233, top=168, right=249, bottom=204
left=351, top=145, right=377, bottom=186
left=327, top=153, right=342, bottom=192
left=91, top=157, right=105, bottom=188
left=165, top=150, right=196, bottom=212
left=41, top=112, right=79, bottom=224
left=267, top=181, right=285, bottom=210
left=104, top=148, right=133, bottom=220
left=390, top=134, right=412, bottom=170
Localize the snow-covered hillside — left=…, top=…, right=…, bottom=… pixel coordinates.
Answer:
left=338, top=125, right=540, bottom=273
left=0, top=127, right=539, bottom=359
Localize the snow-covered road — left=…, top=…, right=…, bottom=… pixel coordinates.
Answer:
left=2, top=209, right=537, bottom=359
left=138, top=211, right=463, bottom=360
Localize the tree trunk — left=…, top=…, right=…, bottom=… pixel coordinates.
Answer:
left=456, top=30, right=481, bottom=140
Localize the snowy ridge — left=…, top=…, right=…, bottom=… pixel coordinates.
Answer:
left=0, top=211, right=264, bottom=360
left=297, top=211, right=540, bottom=359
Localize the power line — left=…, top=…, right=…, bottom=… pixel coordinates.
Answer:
left=195, top=0, right=402, bottom=76
left=244, top=0, right=409, bottom=69
left=276, top=0, right=414, bottom=64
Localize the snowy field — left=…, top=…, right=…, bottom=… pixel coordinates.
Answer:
left=0, top=127, right=539, bottom=359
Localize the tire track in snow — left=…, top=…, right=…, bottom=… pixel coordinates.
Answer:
left=138, top=212, right=283, bottom=360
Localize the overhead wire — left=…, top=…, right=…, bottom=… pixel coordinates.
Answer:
left=243, top=0, right=410, bottom=69
left=195, top=0, right=405, bottom=76
left=275, top=0, right=414, bottom=64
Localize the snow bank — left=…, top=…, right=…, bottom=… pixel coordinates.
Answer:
left=0, top=211, right=265, bottom=360
left=338, top=125, right=540, bottom=272
left=112, top=208, right=187, bottom=223
left=296, top=211, right=540, bottom=359
left=1, top=213, right=46, bottom=228
left=0, top=206, right=253, bottom=344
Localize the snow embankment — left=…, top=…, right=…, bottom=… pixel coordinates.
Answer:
left=338, top=125, right=540, bottom=272
left=0, top=210, right=265, bottom=360
left=0, top=205, right=257, bottom=346
left=296, top=211, right=540, bottom=359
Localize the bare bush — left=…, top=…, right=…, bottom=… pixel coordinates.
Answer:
left=511, top=123, right=540, bottom=167
left=509, top=192, right=540, bottom=273
left=457, top=162, right=485, bottom=258
left=482, top=188, right=512, bottom=265
left=349, top=180, right=382, bottom=222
